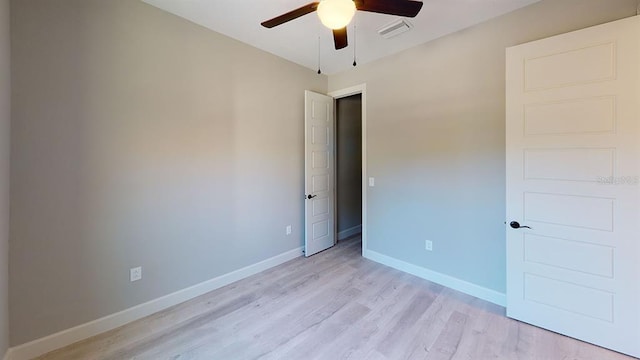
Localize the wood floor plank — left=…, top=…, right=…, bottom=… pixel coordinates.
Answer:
left=337, top=280, right=435, bottom=360
left=133, top=262, right=362, bottom=358
left=261, top=302, right=372, bottom=360
left=428, top=311, right=469, bottom=360
left=36, top=237, right=637, bottom=360
left=403, top=289, right=477, bottom=360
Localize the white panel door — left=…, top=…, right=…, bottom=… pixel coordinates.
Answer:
left=304, top=90, right=335, bottom=257
left=506, top=16, right=640, bottom=357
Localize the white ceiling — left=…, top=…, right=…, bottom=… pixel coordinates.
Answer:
left=142, top=0, right=540, bottom=75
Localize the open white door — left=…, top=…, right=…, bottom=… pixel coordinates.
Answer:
left=304, top=90, right=335, bottom=257
left=506, top=16, right=640, bottom=357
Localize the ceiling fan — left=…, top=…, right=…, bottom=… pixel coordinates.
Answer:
left=261, top=0, right=424, bottom=50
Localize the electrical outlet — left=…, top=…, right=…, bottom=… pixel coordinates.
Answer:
left=130, top=266, right=142, bottom=282
left=286, top=225, right=292, bottom=235
left=425, top=240, right=433, bottom=251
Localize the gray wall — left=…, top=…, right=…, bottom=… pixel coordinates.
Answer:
left=329, top=0, right=637, bottom=294
left=6, top=0, right=638, bottom=349
left=10, top=0, right=326, bottom=345
left=336, top=95, right=362, bottom=236
left=0, top=0, right=9, bottom=356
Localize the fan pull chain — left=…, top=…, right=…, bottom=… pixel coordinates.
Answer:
left=352, top=21, right=357, bottom=67
left=317, top=36, right=322, bottom=74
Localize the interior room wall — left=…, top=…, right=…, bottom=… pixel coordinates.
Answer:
left=0, top=0, right=9, bottom=356
left=10, top=0, right=326, bottom=345
left=328, top=0, right=637, bottom=295
left=336, top=94, right=362, bottom=238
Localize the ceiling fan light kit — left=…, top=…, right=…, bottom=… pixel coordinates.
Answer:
left=261, top=0, right=423, bottom=50
left=317, top=0, right=357, bottom=30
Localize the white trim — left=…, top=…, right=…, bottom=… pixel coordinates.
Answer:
left=5, top=247, right=303, bottom=360
left=328, top=84, right=366, bottom=98
left=337, top=224, right=362, bottom=241
left=363, top=249, right=506, bottom=307
left=328, top=84, right=367, bottom=258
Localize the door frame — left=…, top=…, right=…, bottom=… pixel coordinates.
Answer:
left=328, top=84, right=367, bottom=256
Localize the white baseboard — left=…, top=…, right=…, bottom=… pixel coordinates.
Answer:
left=337, top=224, right=362, bottom=241
left=6, top=247, right=303, bottom=360
left=363, top=249, right=506, bottom=307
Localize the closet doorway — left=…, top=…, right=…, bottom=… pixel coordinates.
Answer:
left=335, top=94, right=363, bottom=244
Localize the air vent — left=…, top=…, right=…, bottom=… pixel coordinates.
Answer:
left=378, top=19, right=412, bottom=39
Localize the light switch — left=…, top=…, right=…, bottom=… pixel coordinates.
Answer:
left=368, top=177, right=375, bottom=187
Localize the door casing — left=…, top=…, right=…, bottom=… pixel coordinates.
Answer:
left=329, top=84, right=367, bottom=257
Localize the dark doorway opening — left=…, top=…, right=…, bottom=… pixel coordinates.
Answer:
left=335, top=94, right=362, bottom=243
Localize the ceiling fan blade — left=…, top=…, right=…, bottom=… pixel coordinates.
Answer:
left=261, top=2, right=320, bottom=28
left=354, top=0, right=423, bottom=17
left=333, top=27, right=348, bottom=50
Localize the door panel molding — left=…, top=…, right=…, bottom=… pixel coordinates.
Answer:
left=506, top=16, right=640, bottom=358
left=304, top=91, right=335, bottom=256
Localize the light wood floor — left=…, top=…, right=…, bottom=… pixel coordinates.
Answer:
left=38, top=236, right=636, bottom=360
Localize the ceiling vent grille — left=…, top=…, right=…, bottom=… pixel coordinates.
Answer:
left=378, top=19, right=412, bottom=39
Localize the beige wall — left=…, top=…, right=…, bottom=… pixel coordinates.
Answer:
left=0, top=0, right=9, bottom=356
left=329, top=0, right=637, bottom=293
left=10, top=0, right=326, bottom=345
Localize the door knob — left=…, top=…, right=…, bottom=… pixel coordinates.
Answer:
left=306, top=194, right=317, bottom=200
left=510, top=221, right=531, bottom=229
